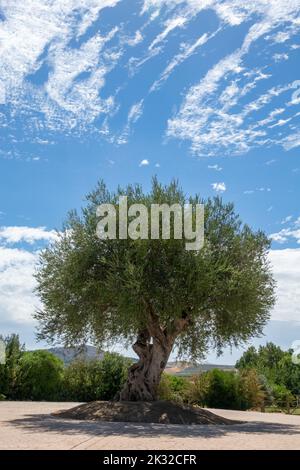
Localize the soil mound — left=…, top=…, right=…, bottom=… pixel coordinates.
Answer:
left=53, top=400, right=242, bottom=425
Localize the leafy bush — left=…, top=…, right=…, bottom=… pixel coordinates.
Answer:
left=204, top=369, right=241, bottom=409
left=16, top=350, right=64, bottom=400
left=187, top=373, right=210, bottom=406
left=158, top=374, right=189, bottom=402
left=238, top=369, right=265, bottom=410
left=271, top=384, right=295, bottom=412
left=187, top=368, right=265, bottom=411
left=0, top=334, right=24, bottom=399
left=62, top=352, right=132, bottom=401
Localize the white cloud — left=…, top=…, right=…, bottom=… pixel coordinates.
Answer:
left=212, top=182, right=226, bottom=192
left=117, top=99, right=144, bottom=144
left=1, top=0, right=300, bottom=151
left=270, top=215, right=300, bottom=244
left=0, top=247, right=39, bottom=323
left=208, top=164, right=222, bottom=171
left=139, top=159, right=150, bottom=166
left=272, top=31, right=291, bottom=43
left=273, top=52, right=289, bottom=62
left=257, top=187, right=271, bottom=192
left=126, top=30, right=143, bottom=47
left=269, top=248, right=300, bottom=322
left=0, top=1, right=121, bottom=134
left=165, top=0, right=300, bottom=155
left=150, top=30, right=219, bottom=91
left=0, top=226, right=58, bottom=245
left=243, top=187, right=271, bottom=195
left=281, top=131, right=300, bottom=150
left=281, top=215, right=293, bottom=224
left=149, top=16, right=187, bottom=51
left=45, top=27, right=119, bottom=120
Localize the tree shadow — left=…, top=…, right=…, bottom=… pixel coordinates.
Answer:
left=9, top=413, right=300, bottom=439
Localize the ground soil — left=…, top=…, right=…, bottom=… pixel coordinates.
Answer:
left=53, top=400, right=241, bottom=425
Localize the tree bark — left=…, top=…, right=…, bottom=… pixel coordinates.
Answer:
left=119, top=329, right=173, bottom=401
left=119, top=309, right=191, bottom=401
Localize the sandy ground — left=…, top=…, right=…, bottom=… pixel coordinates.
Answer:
left=0, top=401, right=300, bottom=450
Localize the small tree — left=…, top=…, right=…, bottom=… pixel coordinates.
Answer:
left=16, top=350, right=64, bottom=400
left=0, top=334, right=24, bottom=399
left=236, top=343, right=300, bottom=395
left=35, top=179, right=275, bottom=401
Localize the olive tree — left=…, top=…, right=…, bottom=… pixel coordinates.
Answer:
left=35, top=178, right=275, bottom=401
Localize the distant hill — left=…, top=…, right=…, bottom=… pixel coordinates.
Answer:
left=46, top=345, right=104, bottom=365
left=38, top=346, right=235, bottom=374
left=165, top=361, right=235, bottom=376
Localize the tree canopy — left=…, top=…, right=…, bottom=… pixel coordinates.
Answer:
left=35, top=178, right=275, bottom=400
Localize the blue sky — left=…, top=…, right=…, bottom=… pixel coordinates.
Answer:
left=0, top=0, right=300, bottom=362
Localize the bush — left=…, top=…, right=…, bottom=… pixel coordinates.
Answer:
left=204, top=369, right=241, bottom=409
left=0, top=334, right=24, bottom=399
left=187, top=373, right=210, bottom=407
left=62, top=352, right=132, bottom=401
left=187, top=368, right=265, bottom=411
left=271, top=384, right=295, bottom=413
left=238, top=369, right=265, bottom=410
left=158, top=374, right=189, bottom=402
left=16, top=350, right=64, bottom=400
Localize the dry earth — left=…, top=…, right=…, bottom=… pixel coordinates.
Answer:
left=53, top=400, right=238, bottom=425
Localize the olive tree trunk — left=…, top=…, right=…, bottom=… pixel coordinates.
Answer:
left=119, top=312, right=190, bottom=401
left=119, top=329, right=172, bottom=401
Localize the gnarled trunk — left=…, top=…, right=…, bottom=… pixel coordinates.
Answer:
left=119, top=329, right=173, bottom=401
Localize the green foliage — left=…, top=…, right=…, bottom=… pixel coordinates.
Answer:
left=35, top=178, right=275, bottom=362
left=235, top=346, right=258, bottom=369
left=236, top=343, right=300, bottom=396
left=158, top=374, right=189, bottom=402
left=204, top=369, right=241, bottom=409
left=238, top=369, right=265, bottom=410
left=277, top=353, right=300, bottom=396
left=187, top=368, right=265, bottom=411
left=187, top=372, right=211, bottom=407
left=0, top=334, right=24, bottom=399
left=62, top=352, right=132, bottom=401
left=16, top=350, right=64, bottom=400
left=271, top=384, right=295, bottom=412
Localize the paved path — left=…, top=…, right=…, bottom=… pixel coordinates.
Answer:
left=0, top=402, right=300, bottom=450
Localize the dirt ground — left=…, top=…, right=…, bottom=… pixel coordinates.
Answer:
left=54, top=400, right=237, bottom=425
left=0, top=401, right=300, bottom=450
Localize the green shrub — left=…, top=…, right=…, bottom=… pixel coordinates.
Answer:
left=187, top=368, right=265, bottom=411
left=0, top=334, right=24, bottom=399
left=187, top=373, right=210, bottom=406
left=271, top=383, right=295, bottom=412
left=16, top=350, right=64, bottom=400
left=204, top=369, right=241, bottom=409
left=238, top=368, right=265, bottom=410
left=62, top=352, right=132, bottom=401
left=158, top=374, right=189, bottom=402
